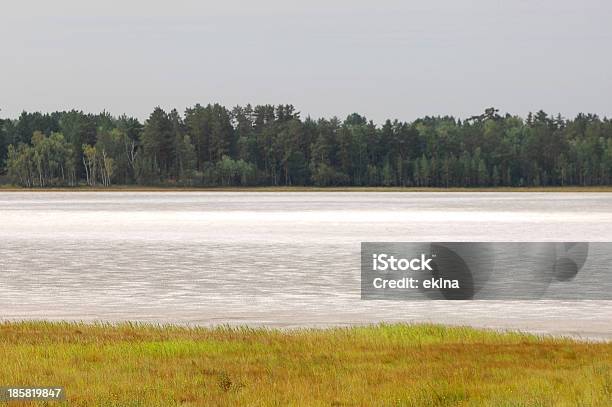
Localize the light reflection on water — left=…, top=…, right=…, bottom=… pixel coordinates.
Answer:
left=1, top=192, right=611, bottom=339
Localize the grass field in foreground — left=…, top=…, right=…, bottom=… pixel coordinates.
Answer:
left=0, top=322, right=610, bottom=406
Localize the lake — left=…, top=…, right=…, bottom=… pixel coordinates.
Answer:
left=1, top=192, right=611, bottom=339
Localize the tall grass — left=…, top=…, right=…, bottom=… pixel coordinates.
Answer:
left=0, top=322, right=610, bottom=406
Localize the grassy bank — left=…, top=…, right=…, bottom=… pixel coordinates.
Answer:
left=0, top=322, right=610, bottom=406
left=2, top=185, right=612, bottom=192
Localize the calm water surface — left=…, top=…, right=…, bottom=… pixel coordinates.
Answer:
left=1, top=192, right=611, bottom=339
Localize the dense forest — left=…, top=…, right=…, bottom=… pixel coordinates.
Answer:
left=0, top=105, right=611, bottom=187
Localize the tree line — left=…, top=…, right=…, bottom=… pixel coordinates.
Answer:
left=0, top=105, right=611, bottom=187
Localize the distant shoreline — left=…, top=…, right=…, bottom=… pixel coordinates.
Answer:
left=1, top=185, right=612, bottom=192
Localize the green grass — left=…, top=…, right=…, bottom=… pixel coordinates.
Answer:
left=0, top=322, right=610, bottom=406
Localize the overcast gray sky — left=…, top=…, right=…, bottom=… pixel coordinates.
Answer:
left=1, top=0, right=611, bottom=123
